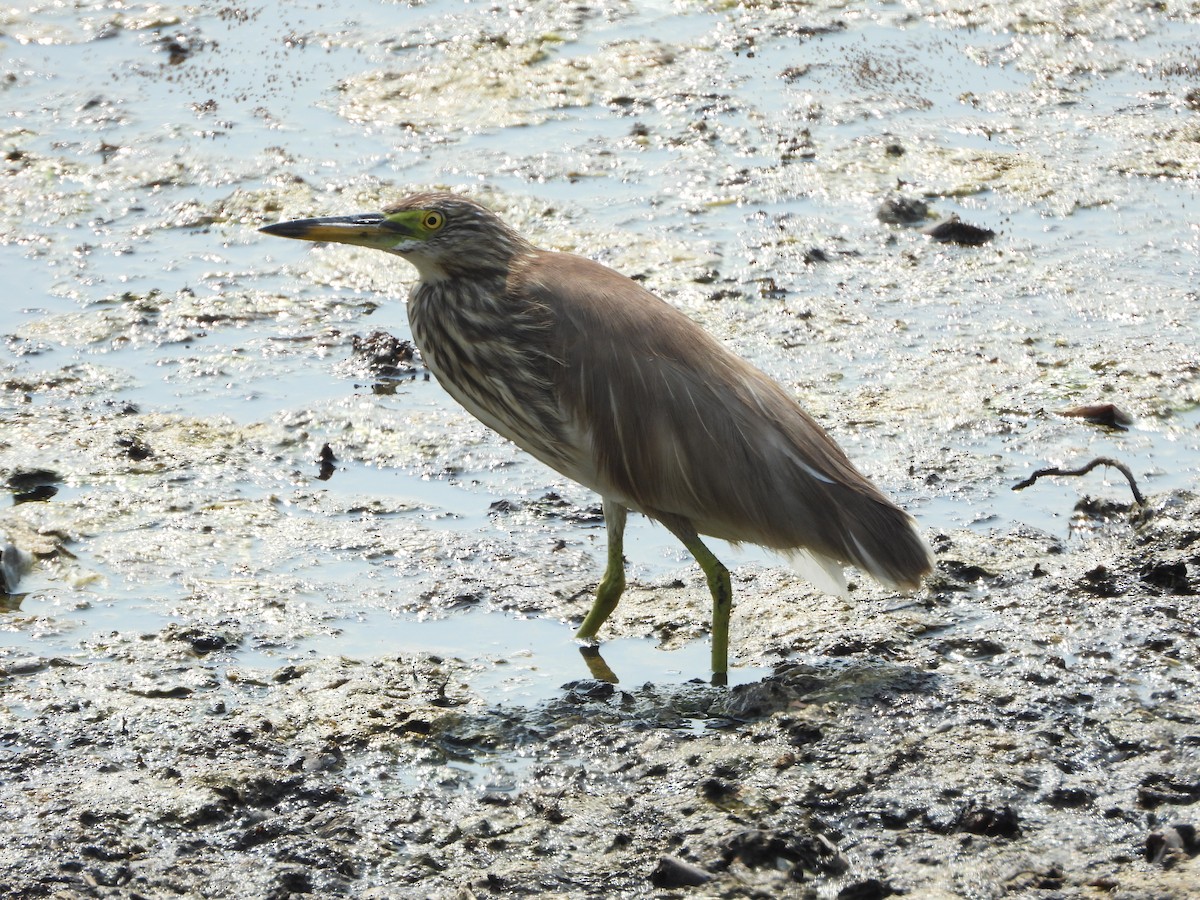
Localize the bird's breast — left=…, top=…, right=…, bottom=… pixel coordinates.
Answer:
left=407, top=280, right=581, bottom=476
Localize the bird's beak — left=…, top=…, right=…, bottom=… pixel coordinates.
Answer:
left=259, top=213, right=419, bottom=251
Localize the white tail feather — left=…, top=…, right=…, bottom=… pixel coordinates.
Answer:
left=781, top=547, right=849, bottom=599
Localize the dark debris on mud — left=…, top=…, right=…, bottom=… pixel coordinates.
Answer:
left=349, top=330, right=419, bottom=378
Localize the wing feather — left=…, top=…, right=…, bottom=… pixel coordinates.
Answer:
left=509, top=250, right=933, bottom=590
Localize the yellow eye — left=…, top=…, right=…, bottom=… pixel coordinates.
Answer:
left=422, top=210, right=445, bottom=231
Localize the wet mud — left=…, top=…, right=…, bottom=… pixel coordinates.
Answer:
left=2, top=0, right=1199, bottom=897
left=2, top=490, right=1198, bottom=897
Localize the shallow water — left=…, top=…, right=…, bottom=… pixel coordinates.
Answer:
left=2, top=0, right=1198, bottom=691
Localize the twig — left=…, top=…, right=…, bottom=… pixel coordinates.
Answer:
left=1012, top=456, right=1145, bottom=506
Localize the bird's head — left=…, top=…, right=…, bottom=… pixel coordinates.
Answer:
left=259, top=191, right=530, bottom=282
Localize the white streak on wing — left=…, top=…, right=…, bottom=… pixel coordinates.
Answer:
left=747, top=381, right=774, bottom=419
left=788, top=448, right=836, bottom=485
left=679, top=374, right=716, bottom=443
left=671, top=436, right=703, bottom=508
left=745, top=381, right=836, bottom=486
left=632, top=350, right=650, bottom=395
left=848, top=530, right=886, bottom=586
left=658, top=364, right=679, bottom=407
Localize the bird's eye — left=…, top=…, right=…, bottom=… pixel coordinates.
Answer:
left=422, top=211, right=445, bottom=231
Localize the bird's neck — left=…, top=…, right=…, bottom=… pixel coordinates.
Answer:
left=398, top=251, right=516, bottom=286
left=398, top=253, right=453, bottom=284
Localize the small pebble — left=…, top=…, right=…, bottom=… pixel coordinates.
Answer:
left=650, top=855, right=712, bottom=888
left=1059, top=403, right=1134, bottom=428
left=877, top=195, right=929, bottom=225
left=5, top=656, right=48, bottom=675
left=922, top=214, right=995, bottom=245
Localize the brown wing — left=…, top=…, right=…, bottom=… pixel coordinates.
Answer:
left=510, top=250, right=933, bottom=590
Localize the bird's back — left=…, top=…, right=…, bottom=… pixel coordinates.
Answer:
left=509, top=250, right=933, bottom=592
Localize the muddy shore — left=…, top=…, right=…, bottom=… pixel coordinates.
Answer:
left=2, top=0, right=1199, bottom=897
left=2, top=482, right=1198, bottom=897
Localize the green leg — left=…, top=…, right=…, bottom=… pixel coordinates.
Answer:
left=663, top=519, right=733, bottom=679
left=576, top=499, right=627, bottom=640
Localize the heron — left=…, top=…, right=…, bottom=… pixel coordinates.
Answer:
left=260, top=191, right=934, bottom=678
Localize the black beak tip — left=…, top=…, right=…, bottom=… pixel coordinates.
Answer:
left=259, top=221, right=299, bottom=238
